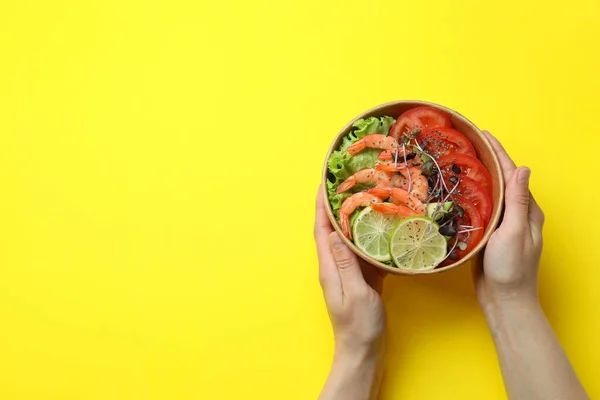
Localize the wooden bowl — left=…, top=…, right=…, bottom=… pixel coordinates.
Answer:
left=322, top=100, right=504, bottom=275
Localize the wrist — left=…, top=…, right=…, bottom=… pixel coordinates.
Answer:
left=482, top=294, right=542, bottom=332
left=333, top=336, right=384, bottom=372
left=320, top=339, right=385, bottom=400
left=479, top=285, right=538, bottom=316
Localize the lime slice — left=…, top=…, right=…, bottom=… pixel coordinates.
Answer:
left=352, top=206, right=400, bottom=262
left=389, top=216, right=447, bottom=270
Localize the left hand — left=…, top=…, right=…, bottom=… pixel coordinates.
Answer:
left=314, top=185, right=387, bottom=355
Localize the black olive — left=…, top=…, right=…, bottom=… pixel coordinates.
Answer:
left=453, top=205, right=464, bottom=218
left=405, top=152, right=417, bottom=161
left=449, top=176, right=459, bottom=185
left=452, top=164, right=461, bottom=174
left=439, top=224, right=457, bottom=236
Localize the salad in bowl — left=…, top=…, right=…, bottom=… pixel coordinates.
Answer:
left=323, top=101, right=503, bottom=274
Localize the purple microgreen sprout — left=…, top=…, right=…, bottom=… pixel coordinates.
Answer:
left=454, top=205, right=464, bottom=218
left=439, top=224, right=457, bottom=237
left=457, top=227, right=483, bottom=234
left=414, top=142, right=452, bottom=195
left=437, top=236, right=460, bottom=266
left=402, top=143, right=412, bottom=193
left=441, top=179, right=460, bottom=204
left=413, top=141, right=455, bottom=221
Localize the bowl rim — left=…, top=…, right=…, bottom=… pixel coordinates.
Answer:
left=321, top=100, right=505, bottom=275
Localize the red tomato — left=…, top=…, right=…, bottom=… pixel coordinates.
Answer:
left=389, top=115, right=414, bottom=140
left=418, top=128, right=476, bottom=158
left=452, top=195, right=484, bottom=259
left=445, top=176, right=492, bottom=225
left=404, top=107, right=452, bottom=130
left=438, top=153, right=493, bottom=193
left=389, top=106, right=452, bottom=140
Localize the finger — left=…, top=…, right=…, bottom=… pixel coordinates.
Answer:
left=314, top=185, right=334, bottom=241
left=329, top=232, right=367, bottom=296
left=528, top=191, right=545, bottom=234
left=314, top=186, right=341, bottom=299
left=503, top=167, right=532, bottom=232
left=483, top=130, right=516, bottom=185
left=360, top=262, right=386, bottom=295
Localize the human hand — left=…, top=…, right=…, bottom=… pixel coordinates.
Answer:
left=314, top=185, right=387, bottom=355
left=473, top=133, right=589, bottom=400
left=473, top=131, right=545, bottom=314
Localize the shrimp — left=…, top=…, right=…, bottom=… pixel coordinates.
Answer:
left=335, top=168, right=394, bottom=194
left=366, top=187, right=426, bottom=215
left=346, top=134, right=400, bottom=156
left=408, top=166, right=428, bottom=202
left=373, top=165, right=429, bottom=202
left=370, top=203, right=419, bottom=218
left=339, top=192, right=384, bottom=239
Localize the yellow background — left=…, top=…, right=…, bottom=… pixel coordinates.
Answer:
left=0, top=0, right=598, bottom=399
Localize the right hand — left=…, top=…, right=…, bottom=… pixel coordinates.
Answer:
left=473, top=131, right=545, bottom=313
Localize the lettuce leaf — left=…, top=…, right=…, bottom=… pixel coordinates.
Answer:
left=326, top=116, right=396, bottom=217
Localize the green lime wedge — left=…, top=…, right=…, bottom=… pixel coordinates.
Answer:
left=389, top=216, right=447, bottom=270
left=352, top=206, right=400, bottom=262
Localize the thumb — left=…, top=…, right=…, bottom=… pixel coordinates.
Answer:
left=503, top=167, right=531, bottom=231
left=329, top=232, right=366, bottom=295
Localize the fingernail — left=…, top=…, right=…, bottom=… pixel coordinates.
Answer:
left=518, top=167, right=531, bottom=185
left=330, top=233, right=345, bottom=250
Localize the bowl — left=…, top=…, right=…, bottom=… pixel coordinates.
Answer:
left=322, top=100, right=504, bottom=275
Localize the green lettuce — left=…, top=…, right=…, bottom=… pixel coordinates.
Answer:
left=327, top=116, right=396, bottom=217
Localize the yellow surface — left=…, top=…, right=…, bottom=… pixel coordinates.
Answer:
left=0, top=1, right=598, bottom=399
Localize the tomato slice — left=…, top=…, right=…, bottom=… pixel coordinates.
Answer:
left=438, top=153, right=493, bottom=193
left=418, top=128, right=476, bottom=158
left=452, top=195, right=484, bottom=259
left=389, top=115, right=414, bottom=140
left=389, top=106, right=452, bottom=140
left=404, top=107, right=452, bottom=130
left=445, top=176, right=492, bottom=225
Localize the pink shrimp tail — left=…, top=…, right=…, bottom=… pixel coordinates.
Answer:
left=346, top=141, right=366, bottom=156
left=370, top=203, right=397, bottom=214
left=371, top=203, right=418, bottom=217
left=375, top=163, right=405, bottom=173
left=340, top=214, right=352, bottom=239
left=366, top=188, right=391, bottom=199
left=335, top=177, right=355, bottom=194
